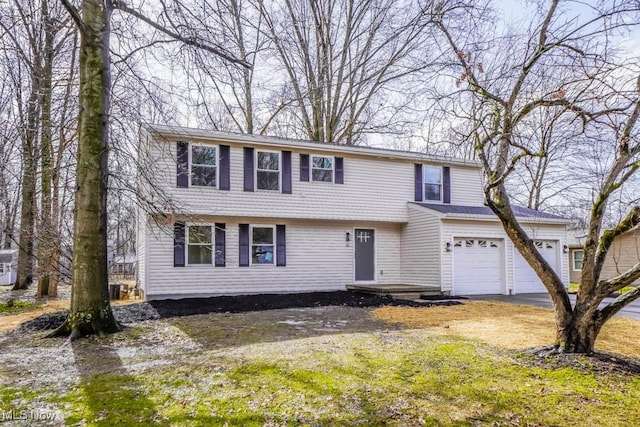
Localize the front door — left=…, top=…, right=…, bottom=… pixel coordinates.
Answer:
left=354, top=228, right=375, bottom=282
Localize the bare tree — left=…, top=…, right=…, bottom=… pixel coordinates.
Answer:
left=435, top=0, right=640, bottom=352
left=50, top=0, right=249, bottom=339
left=259, top=0, right=437, bottom=144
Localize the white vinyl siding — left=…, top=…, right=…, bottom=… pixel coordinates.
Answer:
left=144, top=218, right=402, bottom=299
left=146, top=139, right=483, bottom=223
left=449, top=167, right=484, bottom=206
left=136, top=206, right=148, bottom=293
left=400, top=204, right=441, bottom=285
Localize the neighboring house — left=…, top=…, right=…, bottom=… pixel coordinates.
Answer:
left=137, top=125, right=570, bottom=300
left=109, top=253, right=137, bottom=278
left=568, top=228, right=640, bottom=285
left=0, top=249, right=18, bottom=286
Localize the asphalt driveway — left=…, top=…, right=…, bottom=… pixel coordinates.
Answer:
left=467, top=293, right=640, bottom=320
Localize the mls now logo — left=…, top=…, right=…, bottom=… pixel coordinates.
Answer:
left=1, top=409, right=57, bottom=422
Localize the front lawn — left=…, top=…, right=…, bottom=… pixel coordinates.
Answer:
left=1, top=302, right=640, bottom=425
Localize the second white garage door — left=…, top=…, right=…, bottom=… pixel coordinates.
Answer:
left=453, top=238, right=504, bottom=295
left=513, top=240, right=559, bottom=294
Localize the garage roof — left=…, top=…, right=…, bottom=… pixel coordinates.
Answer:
left=413, top=203, right=570, bottom=224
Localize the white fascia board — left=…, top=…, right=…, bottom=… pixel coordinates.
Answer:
left=143, top=124, right=480, bottom=168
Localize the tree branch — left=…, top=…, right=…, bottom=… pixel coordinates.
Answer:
left=112, top=1, right=251, bottom=69
left=598, top=281, right=640, bottom=323
left=59, top=0, right=88, bottom=35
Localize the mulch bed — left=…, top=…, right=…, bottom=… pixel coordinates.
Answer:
left=523, top=347, right=640, bottom=376
left=17, top=291, right=461, bottom=332
left=149, top=291, right=459, bottom=317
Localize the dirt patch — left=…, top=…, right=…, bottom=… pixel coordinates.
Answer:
left=372, top=301, right=640, bottom=358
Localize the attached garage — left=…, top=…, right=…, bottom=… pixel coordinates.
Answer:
left=452, top=238, right=504, bottom=295
left=513, top=240, right=560, bottom=294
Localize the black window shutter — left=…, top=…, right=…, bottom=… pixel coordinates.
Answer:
left=335, top=157, right=344, bottom=184
left=276, top=224, right=286, bottom=267
left=300, top=154, right=310, bottom=181
left=414, top=164, right=423, bottom=202
left=174, top=222, right=185, bottom=267
left=176, top=141, right=189, bottom=188
left=443, top=166, right=451, bottom=204
left=219, top=145, right=230, bottom=191
left=282, top=151, right=292, bottom=194
left=215, top=223, right=226, bottom=267
left=239, top=223, right=250, bottom=267
left=243, top=147, right=254, bottom=192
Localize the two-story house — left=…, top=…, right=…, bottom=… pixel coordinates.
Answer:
left=137, top=125, right=570, bottom=300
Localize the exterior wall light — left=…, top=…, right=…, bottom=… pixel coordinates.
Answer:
left=445, top=241, right=452, bottom=252
left=563, top=244, right=568, bottom=254
left=346, top=232, right=351, bottom=242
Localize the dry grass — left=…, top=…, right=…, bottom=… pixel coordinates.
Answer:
left=373, top=301, right=640, bottom=357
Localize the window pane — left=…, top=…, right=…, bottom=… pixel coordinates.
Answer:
left=191, top=166, right=217, bottom=187
left=188, top=245, right=212, bottom=264
left=189, top=226, right=212, bottom=244
left=257, top=171, right=279, bottom=190
left=424, top=166, right=441, bottom=184
left=574, top=250, right=583, bottom=270
left=312, top=156, right=332, bottom=169
left=312, top=169, right=333, bottom=182
left=192, top=145, right=216, bottom=165
left=252, top=245, right=274, bottom=264
left=257, top=152, right=279, bottom=170
left=252, top=227, right=274, bottom=244
left=425, top=183, right=441, bottom=201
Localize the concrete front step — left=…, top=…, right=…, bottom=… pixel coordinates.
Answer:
left=346, top=284, right=446, bottom=300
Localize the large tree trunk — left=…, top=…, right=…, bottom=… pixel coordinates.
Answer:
left=50, top=0, right=119, bottom=339
left=37, top=0, right=55, bottom=297
left=559, top=312, right=603, bottom=353
left=14, top=82, right=39, bottom=290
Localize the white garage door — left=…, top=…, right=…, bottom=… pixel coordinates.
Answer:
left=453, top=238, right=504, bottom=295
left=513, top=240, right=559, bottom=294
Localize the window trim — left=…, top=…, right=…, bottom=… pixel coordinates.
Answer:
left=250, top=224, right=276, bottom=266
left=255, top=150, right=281, bottom=191
left=189, top=143, right=219, bottom=188
left=186, top=224, right=214, bottom=266
left=310, top=154, right=334, bottom=183
left=572, top=249, right=584, bottom=271
left=423, top=165, right=443, bottom=203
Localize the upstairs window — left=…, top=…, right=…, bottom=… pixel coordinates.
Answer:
left=573, top=249, right=584, bottom=271
left=256, top=151, right=280, bottom=190
left=188, top=225, right=213, bottom=264
left=191, top=145, right=217, bottom=187
left=312, top=156, right=334, bottom=182
left=424, top=166, right=442, bottom=202
left=252, top=226, right=275, bottom=265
